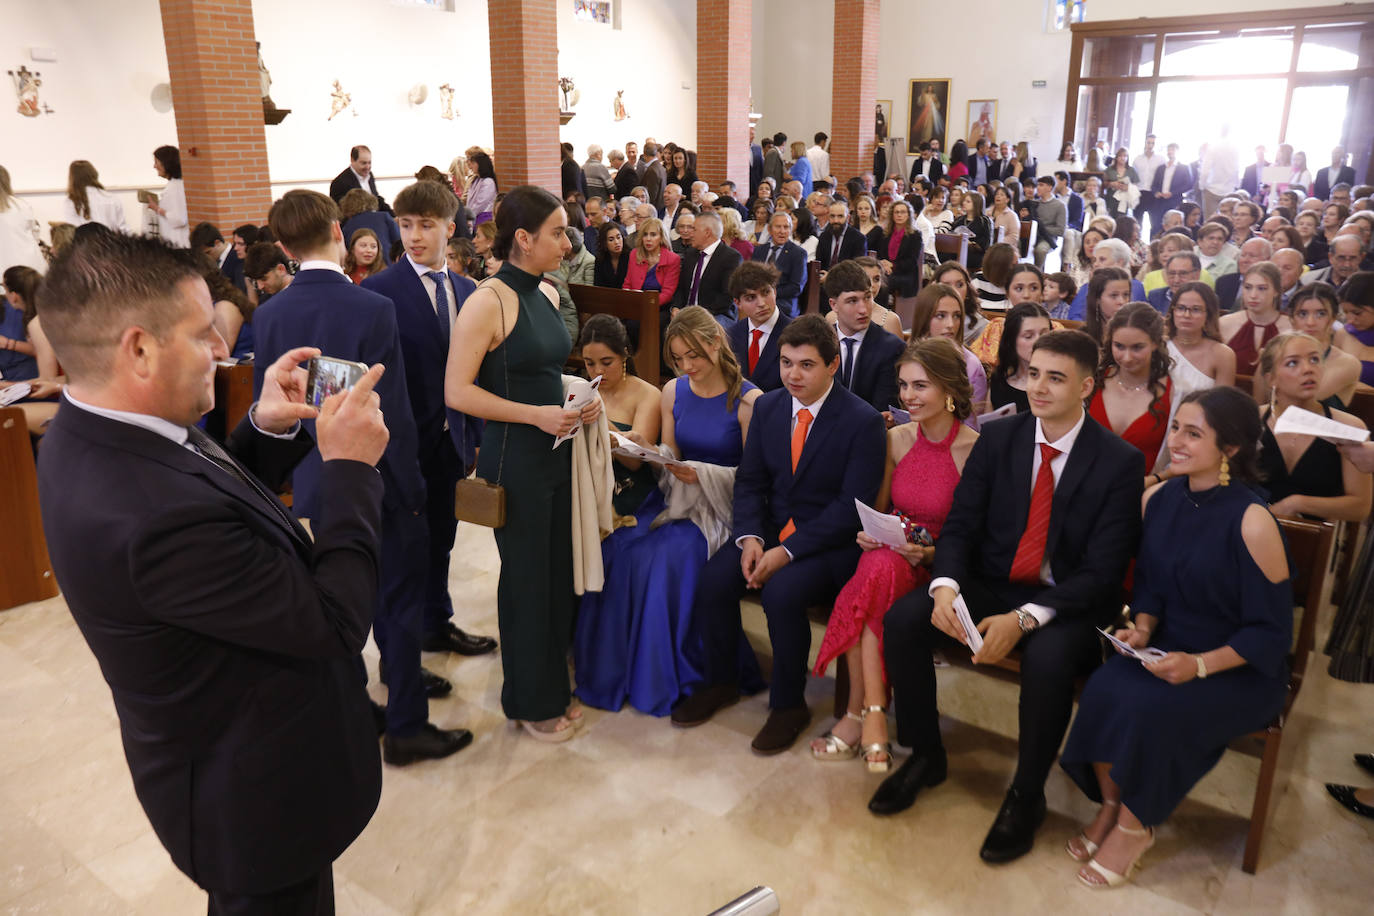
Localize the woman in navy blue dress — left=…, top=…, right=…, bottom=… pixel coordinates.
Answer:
left=1059, top=387, right=1292, bottom=889
left=574, top=306, right=763, bottom=715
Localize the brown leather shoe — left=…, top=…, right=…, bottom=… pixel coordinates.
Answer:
left=670, top=684, right=740, bottom=727
left=751, top=704, right=811, bottom=755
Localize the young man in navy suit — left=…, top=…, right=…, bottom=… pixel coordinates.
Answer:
left=869, top=330, right=1143, bottom=866
left=675, top=316, right=886, bottom=754
left=252, top=189, right=473, bottom=765
left=826, top=260, right=904, bottom=416
left=750, top=211, right=808, bottom=317
left=363, top=182, right=499, bottom=664
left=726, top=261, right=791, bottom=392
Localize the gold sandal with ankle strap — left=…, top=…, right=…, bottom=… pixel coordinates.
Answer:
left=811, top=711, right=863, bottom=761
left=862, top=705, right=892, bottom=774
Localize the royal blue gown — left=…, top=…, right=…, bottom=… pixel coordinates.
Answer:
left=574, top=376, right=763, bottom=716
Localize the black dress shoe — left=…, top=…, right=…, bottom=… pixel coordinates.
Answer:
left=370, top=700, right=386, bottom=737
left=422, top=623, right=498, bottom=656
left=979, top=787, right=1048, bottom=863
left=751, top=704, right=812, bottom=755
left=868, top=749, right=948, bottom=816
left=378, top=663, right=453, bottom=699
left=670, top=684, right=740, bottom=727
left=383, top=722, right=474, bottom=766
left=1355, top=753, right=1374, bottom=777
left=1327, top=783, right=1374, bottom=819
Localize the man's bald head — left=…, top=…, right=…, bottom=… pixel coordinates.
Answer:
left=1272, top=248, right=1304, bottom=291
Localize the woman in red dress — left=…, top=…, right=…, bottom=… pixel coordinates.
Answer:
left=1089, top=302, right=1173, bottom=476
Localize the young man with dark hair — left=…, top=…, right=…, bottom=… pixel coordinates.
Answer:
left=677, top=314, right=886, bottom=755
left=232, top=223, right=259, bottom=259
left=252, top=188, right=473, bottom=765
left=824, top=260, right=904, bottom=415
left=191, top=221, right=246, bottom=292
left=363, top=181, right=499, bottom=664
left=243, top=241, right=292, bottom=300
left=871, top=329, right=1144, bottom=868
left=727, top=260, right=790, bottom=392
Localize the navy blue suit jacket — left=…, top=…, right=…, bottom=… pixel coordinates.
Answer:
left=750, top=143, right=765, bottom=196
left=751, top=240, right=808, bottom=316
left=727, top=311, right=792, bottom=392
left=1149, top=163, right=1194, bottom=197
left=842, top=325, right=905, bottom=413
left=1215, top=273, right=1243, bottom=311
left=1063, top=191, right=1085, bottom=231
left=734, top=383, right=885, bottom=560
left=220, top=249, right=247, bottom=294
left=341, top=212, right=402, bottom=265
left=1146, top=286, right=1172, bottom=315
left=362, top=259, right=482, bottom=472
left=251, top=269, right=425, bottom=518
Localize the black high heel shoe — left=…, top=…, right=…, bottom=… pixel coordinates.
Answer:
left=1326, top=784, right=1374, bottom=820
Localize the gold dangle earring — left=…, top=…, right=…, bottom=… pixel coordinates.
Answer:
left=946, top=395, right=955, bottom=413
left=1219, top=454, right=1231, bottom=487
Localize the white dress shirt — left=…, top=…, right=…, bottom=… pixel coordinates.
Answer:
left=747, top=305, right=781, bottom=357
left=353, top=168, right=371, bottom=190
left=928, top=408, right=1088, bottom=626
left=406, top=254, right=457, bottom=327
left=63, top=389, right=297, bottom=444
left=1133, top=152, right=1165, bottom=190
left=837, top=325, right=869, bottom=383
left=688, top=239, right=722, bottom=305
left=298, top=259, right=346, bottom=276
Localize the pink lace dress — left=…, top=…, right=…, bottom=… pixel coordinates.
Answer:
left=812, top=420, right=962, bottom=681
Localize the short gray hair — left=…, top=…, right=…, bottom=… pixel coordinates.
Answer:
left=1094, top=237, right=1132, bottom=266
left=618, top=196, right=638, bottom=211
left=587, top=144, right=603, bottom=160
left=695, top=211, right=723, bottom=240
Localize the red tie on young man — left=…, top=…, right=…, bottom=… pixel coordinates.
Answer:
left=748, top=328, right=763, bottom=374
left=778, top=408, right=812, bottom=542
left=1008, top=443, right=1060, bottom=583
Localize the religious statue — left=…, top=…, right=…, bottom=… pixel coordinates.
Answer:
left=257, top=42, right=272, bottom=101
left=439, top=83, right=456, bottom=120
left=328, top=80, right=352, bottom=121
left=558, top=77, right=576, bottom=113
left=874, top=103, right=887, bottom=143
left=613, top=89, right=627, bottom=121
left=8, top=66, right=42, bottom=118
left=257, top=43, right=289, bottom=124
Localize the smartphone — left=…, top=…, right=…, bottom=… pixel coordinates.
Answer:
left=305, top=356, right=369, bottom=408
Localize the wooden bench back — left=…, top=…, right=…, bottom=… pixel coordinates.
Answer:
left=802, top=260, right=823, bottom=316
left=1277, top=516, right=1336, bottom=704
left=569, top=284, right=661, bottom=383
left=0, top=407, right=59, bottom=610
left=206, top=363, right=255, bottom=444
left=934, top=233, right=968, bottom=267
left=1019, top=220, right=1037, bottom=260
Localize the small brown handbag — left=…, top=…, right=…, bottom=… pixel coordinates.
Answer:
left=454, top=279, right=512, bottom=528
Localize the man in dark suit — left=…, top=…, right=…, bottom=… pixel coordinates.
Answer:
left=750, top=211, right=808, bottom=317
left=674, top=315, right=886, bottom=753
left=1240, top=146, right=1270, bottom=199
left=967, top=138, right=995, bottom=188
left=749, top=126, right=765, bottom=196
left=190, top=222, right=246, bottom=293
left=329, top=144, right=391, bottom=213
left=640, top=142, right=667, bottom=210
left=988, top=141, right=1017, bottom=183
left=815, top=200, right=868, bottom=272
left=909, top=141, right=945, bottom=187
left=35, top=231, right=392, bottom=912
left=727, top=261, right=792, bottom=392
left=364, top=181, right=500, bottom=664
left=1314, top=145, right=1357, bottom=202
left=825, top=261, right=904, bottom=413
left=1055, top=170, right=1085, bottom=231
left=869, top=330, right=1143, bottom=866
left=670, top=209, right=743, bottom=325
left=1148, top=145, right=1194, bottom=235
left=764, top=133, right=788, bottom=191
left=252, top=189, right=473, bottom=764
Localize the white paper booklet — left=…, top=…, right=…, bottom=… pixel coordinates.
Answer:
left=854, top=498, right=908, bottom=549
left=1273, top=406, right=1369, bottom=443
left=1098, top=628, right=1169, bottom=663
left=954, top=594, right=983, bottom=654
left=976, top=402, right=1017, bottom=425
left=610, top=430, right=685, bottom=467
left=0, top=382, right=32, bottom=407
left=553, top=375, right=603, bottom=448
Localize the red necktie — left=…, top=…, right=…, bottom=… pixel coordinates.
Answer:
left=779, top=408, right=812, bottom=542
left=1008, top=443, right=1060, bottom=583
left=748, top=328, right=763, bottom=374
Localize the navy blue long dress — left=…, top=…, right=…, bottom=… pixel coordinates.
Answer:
left=1059, top=479, right=1292, bottom=826
left=574, top=376, right=763, bottom=716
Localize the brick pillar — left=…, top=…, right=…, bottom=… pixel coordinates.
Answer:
left=830, top=0, right=881, bottom=184
left=158, top=0, right=271, bottom=229
left=696, top=0, right=752, bottom=191
left=488, top=0, right=561, bottom=196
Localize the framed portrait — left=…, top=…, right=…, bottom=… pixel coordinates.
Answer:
left=906, top=79, right=950, bottom=154
left=966, top=99, right=998, bottom=149
left=874, top=99, right=892, bottom=144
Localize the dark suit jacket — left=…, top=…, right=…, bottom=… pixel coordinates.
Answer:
left=613, top=164, right=640, bottom=200
left=363, top=259, right=482, bottom=471
left=988, top=158, right=1016, bottom=183
left=642, top=160, right=667, bottom=210
left=252, top=269, right=426, bottom=517
left=1314, top=165, right=1357, bottom=202
left=841, top=324, right=904, bottom=412
left=1240, top=161, right=1269, bottom=198
left=733, top=383, right=886, bottom=560
left=672, top=242, right=744, bottom=319
left=750, top=240, right=807, bottom=315
left=909, top=156, right=945, bottom=186
left=1146, top=286, right=1173, bottom=314
left=933, top=411, right=1143, bottom=622
left=815, top=225, right=867, bottom=270
left=341, top=211, right=402, bottom=265
left=1215, top=272, right=1243, bottom=311
left=1149, top=162, right=1194, bottom=198
left=220, top=249, right=246, bottom=294
left=727, top=311, right=793, bottom=392
left=764, top=148, right=787, bottom=190
left=329, top=167, right=390, bottom=213
left=883, top=230, right=924, bottom=297
left=750, top=143, right=765, bottom=194
left=1061, top=191, right=1085, bottom=231
left=37, top=401, right=384, bottom=894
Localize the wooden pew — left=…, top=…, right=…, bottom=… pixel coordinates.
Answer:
left=0, top=407, right=59, bottom=610
left=934, top=233, right=968, bottom=267
left=569, top=284, right=661, bottom=383
left=802, top=261, right=822, bottom=316
left=1019, top=220, right=1037, bottom=262
left=206, top=362, right=255, bottom=443
left=1328, top=387, right=1374, bottom=604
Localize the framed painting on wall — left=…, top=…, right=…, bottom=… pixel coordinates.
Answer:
left=907, top=80, right=950, bottom=154
left=875, top=99, right=892, bottom=144
left=967, top=99, right=998, bottom=148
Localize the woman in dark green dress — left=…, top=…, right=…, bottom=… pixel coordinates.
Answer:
left=446, top=185, right=600, bottom=742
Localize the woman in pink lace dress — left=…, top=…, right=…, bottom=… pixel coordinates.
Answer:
left=811, top=338, right=980, bottom=772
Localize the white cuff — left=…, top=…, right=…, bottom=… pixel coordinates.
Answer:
left=734, top=535, right=764, bottom=551
left=928, top=577, right=960, bottom=598
left=1021, top=602, right=1057, bottom=626
left=248, top=402, right=302, bottom=440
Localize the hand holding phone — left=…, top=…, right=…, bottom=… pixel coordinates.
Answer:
left=306, top=356, right=370, bottom=408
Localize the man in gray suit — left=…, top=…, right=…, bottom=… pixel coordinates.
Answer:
left=1032, top=176, right=1066, bottom=270
left=641, top=142, right=667, bottom=210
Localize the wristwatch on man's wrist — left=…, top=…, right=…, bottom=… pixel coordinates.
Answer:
left=1015, top=607, right=1038, bottom=633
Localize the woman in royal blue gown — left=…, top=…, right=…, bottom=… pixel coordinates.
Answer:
left=574, top=306, right=763, bottom=715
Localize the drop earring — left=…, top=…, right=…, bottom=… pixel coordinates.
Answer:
left=1219, top=454, right=1231, bottom=487
left=946, top=395, right=955, bottom=413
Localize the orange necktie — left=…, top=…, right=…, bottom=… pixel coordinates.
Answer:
left=779, top=408, right=812, bottom=542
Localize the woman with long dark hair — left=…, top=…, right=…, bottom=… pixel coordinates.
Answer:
left=465, top=150, right=499, bottom=224
left=1089, top=302, right=1173, bottom=472
left=148, top=145, right=188, bottom=247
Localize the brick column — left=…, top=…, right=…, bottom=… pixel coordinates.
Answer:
left=488, top=0, right=561, bottom=196
left=158, top=0, right=271, bottom=229
left=696, top=0, right=752, bottom=191
left=830, top=0, right=881, bottom=184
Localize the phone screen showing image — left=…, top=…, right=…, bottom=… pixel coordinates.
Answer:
left=305, top=357, right=368, bottom=408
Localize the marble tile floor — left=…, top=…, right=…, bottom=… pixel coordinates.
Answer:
left=2, top=520, right=1371, bottom=914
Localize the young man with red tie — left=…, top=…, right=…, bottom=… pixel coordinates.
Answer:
left=869, top=330, right=1143, bottom=866
left=726, top=261, right=791, bottom=392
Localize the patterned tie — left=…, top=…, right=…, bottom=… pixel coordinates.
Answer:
left=749, top=328, right=763, bottom=374
left=768, top=245, right=780, bottom=264
left=186, top=425, right=300, bottom=539
left=426, top=271, right=451, bottom=350
left=688, top=253, right=706, bottom=305
left=778, top=407, right=813, bottom=542
left=840, top=338, right=857, bottom=388
left=1008, top=443, right=1060, bottom=583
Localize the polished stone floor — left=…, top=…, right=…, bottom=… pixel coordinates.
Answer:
left=2, top=521, right=1370, bottom=914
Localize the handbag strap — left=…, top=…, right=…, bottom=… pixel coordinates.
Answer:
left=476, top=276, right=513, bottom=486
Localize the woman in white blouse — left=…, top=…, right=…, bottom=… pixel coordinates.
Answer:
left=147, top=145, right=188, bottom=248
left=0, top=165, right=46, bottom=273
left=61, top=161, right=129, bottom=232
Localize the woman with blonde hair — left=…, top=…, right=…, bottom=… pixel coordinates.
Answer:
left=60, top=161, right=128, bottom=231
left=854, top=193, right=884, bottom=253
left=719, top=206, right=754, bottom=260
left=623, top=216, right=681, bottom=304
left=788, top=140, right=814, bottom=196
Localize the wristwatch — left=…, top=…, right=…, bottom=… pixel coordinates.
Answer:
left=1193, top=654, right=1208, bottom=679
left=1014, top=607, right=1039, bottom=633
